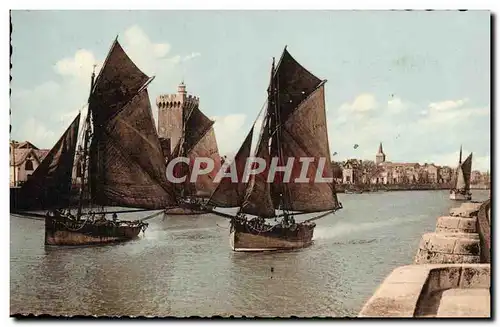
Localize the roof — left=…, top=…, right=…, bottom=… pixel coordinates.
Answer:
left=379, top=162, right=419, bottom=167
left=10, top=148, right=49, bottom=166
left=377, top=142, right=384, bottom=154
left=12, top=141, right=39, bottom=150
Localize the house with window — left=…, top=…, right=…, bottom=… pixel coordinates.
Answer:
left=342, top=159, right=362, bottom=184
left=10, top=141, right=49, bottom=187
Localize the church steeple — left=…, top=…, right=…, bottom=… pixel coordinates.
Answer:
left=376, top=142, right=386, bottom=164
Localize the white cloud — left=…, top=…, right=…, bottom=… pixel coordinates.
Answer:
left=339, top=93, right=378, bottom=114
left=183, top=52, right=201, bottom=62
left=20, top=117, right=55, bottom=145
left=54, top=49, right=103, bottom=83
left=428, top=98, right=468, bottom=112
left=387, top=97, right=407, bottom=114
left=212, top=114, right=248, bottom=156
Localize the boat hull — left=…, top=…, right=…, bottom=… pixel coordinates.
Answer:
left=450, top=190, right=472, bottom=201
left=45, top=216, right=144, bottom=246
left=164, top=206, right=211, bottom=216
left=229, top=219, right=315, bottom=252
left=164, top=201, right=213, bottom=216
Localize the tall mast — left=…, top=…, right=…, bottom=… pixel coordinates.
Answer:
left=270, top=55, right=291, bottom=220
left=77, top=65, right=96, bottom=218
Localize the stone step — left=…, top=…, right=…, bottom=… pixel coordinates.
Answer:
left=435, top=216, right=477, bottom=233
left=414, top=232, right=480, bottom=264
left=449, top=202, right=482, bottom=218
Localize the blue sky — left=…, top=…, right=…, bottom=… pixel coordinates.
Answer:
left=10, top=10, right=490, bottom=171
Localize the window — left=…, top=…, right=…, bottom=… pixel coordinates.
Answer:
left=25, top=160, right=33, bottom=171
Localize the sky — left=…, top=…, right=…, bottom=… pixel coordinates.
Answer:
left=10, top=10, right=491, bottom=171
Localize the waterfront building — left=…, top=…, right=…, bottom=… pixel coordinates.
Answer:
left=9, top=141, right=49, bottom=187
left=342, top=159, right=362, bottom=184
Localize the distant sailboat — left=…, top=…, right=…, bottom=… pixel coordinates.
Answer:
left=23, top=38, right=179, bottom=246
left=164, top=99, right=222, bottom=215
left=208, top=48, right=342, bottom=252
left=450, top=145, right=473, bottom=201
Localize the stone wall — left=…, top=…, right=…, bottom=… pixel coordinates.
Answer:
left=359, top=200, right=491, bottom=318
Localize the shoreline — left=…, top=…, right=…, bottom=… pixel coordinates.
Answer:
left=335, top=184, right=489, bottom=193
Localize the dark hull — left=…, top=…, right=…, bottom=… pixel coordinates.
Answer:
left=229, top=218, right=315, bottom=252
left=45, top=216, right=144, bottom=246
left=164, top=200, right=214, bottom=216
left=10, top=186, right=82, bottom=212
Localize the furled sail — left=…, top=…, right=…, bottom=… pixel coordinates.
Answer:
left=19, top=113, right=81, bottom=209
left=88, top=40, right=177, bottom=209
left=208, top=127, right=254, bottom=207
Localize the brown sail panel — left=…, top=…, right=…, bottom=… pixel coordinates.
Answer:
left=91, top=89, right=177, bottom=209
left=90, top=40, right=150, bottom=126
left=277, top=84, right=340, bottom=212
left=19, top=113, right=81, bottom=209
left=461, top=153, right=473, bottom=191
left=183, top=106, right=214, bottom=154
left=187, top=127, right=222, bottom=198
left=272, top=49, right=322, bottom=123
left=208, top=127, right=254, bottom=207
left=241, top=122, right=275, bottom=218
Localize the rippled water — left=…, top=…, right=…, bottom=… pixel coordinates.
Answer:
left=10, top=190, right=490, bottom=317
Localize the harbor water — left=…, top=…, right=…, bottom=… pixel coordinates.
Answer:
left=10, top=190, right=490, bottom=317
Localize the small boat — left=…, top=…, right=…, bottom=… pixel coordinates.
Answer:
left=20, top=38, right=179, bottom=246
left=208, top=47, right=342, bottom=252
left=450, top=145, right=473, bottom=201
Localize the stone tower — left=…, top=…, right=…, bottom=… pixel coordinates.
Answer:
left=376, top=142, right=386, bottom=165
left=156, top=81, right=200, bottom=153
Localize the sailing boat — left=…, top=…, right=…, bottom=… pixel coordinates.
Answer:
left=449, top=145, right=473, bottom=201
left=208, top=47, right=342, bottom=251
left=163, top=92, right=222, bottom=215
left=42, top=38, right=178, bottom=246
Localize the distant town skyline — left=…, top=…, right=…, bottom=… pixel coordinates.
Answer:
left=10, top=10, right=490, bottom=171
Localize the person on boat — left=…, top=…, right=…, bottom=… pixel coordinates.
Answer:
left=112, top=213, right=118, bottom=223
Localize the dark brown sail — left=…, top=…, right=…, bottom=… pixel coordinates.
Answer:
left=208, top=127, right=254, bottom=207
left=241, top=121, right=275, bottom=218
left=272, top=48, right=322, bottom=123
left=183, top=106, right=214, bottom=154
left=90, top=40, right=150, bottom=126
left=461, top=153, right=473, bottom=191
left=90, top=89, right=177, bottom=209
left=187, top=127, right=222, bottom=197
left=19, top=113, right=80, bottom=209
left=277, top=84, right=339, bottom=212
left=170, top=104, right=220, bottom=198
